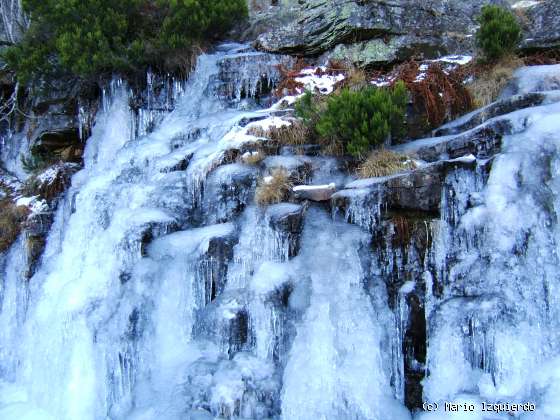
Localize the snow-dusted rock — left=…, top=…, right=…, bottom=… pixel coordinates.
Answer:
left=293, top=183, right=336, bottom=202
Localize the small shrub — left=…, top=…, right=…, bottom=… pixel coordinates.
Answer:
left=315, top=82, right=408, bottom=158
left=358, top=150, right=416, bottom=178
left=0, top=199, right=29, bottom=253
left=476, top=5, right=522, bottom=62
left=294, top=91, right=323, bottom=124
left=468, top=55, right=525, bottom=107
left=255, top=168, right=292, bottom=206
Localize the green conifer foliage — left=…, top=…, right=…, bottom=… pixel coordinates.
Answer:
left=313, top=82, right=407, bottom=157
left=476, top=5, right=522, bottom=61
left=2, top=0, right=247, bottom=83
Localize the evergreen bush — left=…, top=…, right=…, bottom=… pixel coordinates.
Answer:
left=294, top=90, right=321, bottom=124
left=309, top=82, right=407, bottom=158
left=2, top=0, right=247, bottom=83
left=476, top=5, right=522, bottom=61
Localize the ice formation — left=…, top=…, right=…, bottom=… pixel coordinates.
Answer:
left=0, top=43, right=559, bottom=420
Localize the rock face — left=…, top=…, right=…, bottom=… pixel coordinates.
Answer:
left=253, top=0, right=508, bottom=65
left=266, top=203, right=305, bottom=258
left=27, top=81, right=97, bottom=165
left=327, top=65, right=560, bottom=409
left=433, top=92, right=555, bottom=137
left=333, top=158, right=476, bottom=217
left=520, top=0, right=560, bottom=50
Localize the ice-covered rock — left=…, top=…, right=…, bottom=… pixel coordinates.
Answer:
left=293, top=183, right=336, bottom=201
left=2, top=40, right=560, bottom=420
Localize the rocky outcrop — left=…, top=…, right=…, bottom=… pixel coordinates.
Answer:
left=253, top=0, right=508, bottom=66
left=215, top=46, right=294, bottom=102
left=202, top=228, right=239, bottom=302
left=204, top=163, right=259, bottom=224
left=333, top=158, right=477, bottom=216
left=433, top=91, right=559, bottom=136
left=519, top=0, right=560, bottom=51
left=397, top=119, right=513, bottom=163
left=263, top=155, right=313, bottom=183
left=0, top=161, right=80, bottom=277
left=27, top=83, right=91, bottom=164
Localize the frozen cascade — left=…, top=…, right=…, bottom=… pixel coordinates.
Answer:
left=1, top=40, right=560, bottom=420
left=420, top=66, right=560, bottom=419
left=281, top=208, right=411, bottom=420
left=0, top=44, right=302, bottom=420
left=0, top=42, right=408, bottom=420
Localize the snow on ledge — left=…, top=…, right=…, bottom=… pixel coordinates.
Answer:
left=432, top=55, right=473, bottom=66
left=295, top=68, right=345, bottom=95
left=293, top=183, right=335, bottom=192
left=512, top=0, right=541, bottom=9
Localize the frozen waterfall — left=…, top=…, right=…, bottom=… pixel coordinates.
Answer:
left=1, top=43, right=560, bottom=420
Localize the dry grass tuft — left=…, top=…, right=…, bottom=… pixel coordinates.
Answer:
left=246, top=125, right=267, bottom=138
left=0, top=199, right=30, bottom=253
left=467, top=55, right=525, bottom=108
left=255, top=168, right=292, bottom=206
left=320, top=138, right=345, bottom=157
left=242, top=150, right=266, bottom=165
left=335, top=67, right=369, bottom=92
left=247, top=120, right=310, bottom=146
left=358, top=150, right=416, bottom=178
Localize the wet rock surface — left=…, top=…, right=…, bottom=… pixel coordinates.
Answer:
left=334, top=159, right=476, bottom=215
left=266, top=203, right=305, bottom=258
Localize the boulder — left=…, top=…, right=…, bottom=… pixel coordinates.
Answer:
left=267, top=202, right=304, bottom=229
left=293, top=183, right=336, bottom=201
left=327, top=35, right=446, bottom=68
left=519, top=0, right=560, bottom=51
left=253, top=0, right=508, bottom=65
